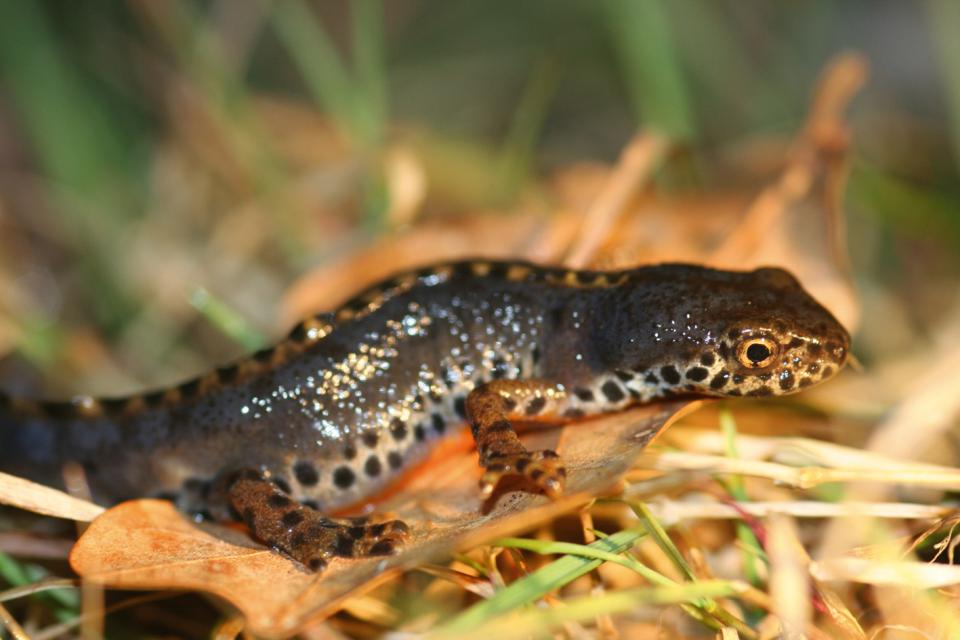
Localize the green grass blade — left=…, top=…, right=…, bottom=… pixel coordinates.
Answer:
left=720, top=409, right=764, bottom=586
left=493, top=54, right=561, bottom=203
left=601, top=0, right=695, bottom=140
left=435, top=581, right=742, bottom=640
left=189, top=288, right=265, bottom=352
left=928, top=0, right=960, bottom=168
left=271, top=0, right=356, bottom=137
left=439, top=527, right=645, bottom=634
left=629, top=501, right=756, bottom=637
left=351, top=0, right=389, bottom=148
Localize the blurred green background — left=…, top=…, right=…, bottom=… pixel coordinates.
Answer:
left=0, top=0, right=957, bottom=395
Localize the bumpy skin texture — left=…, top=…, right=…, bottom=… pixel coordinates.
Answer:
left=0, top=261, right=850, bottom=569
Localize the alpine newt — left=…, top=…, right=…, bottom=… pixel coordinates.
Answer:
left=0, top=260, right=850, bottom=571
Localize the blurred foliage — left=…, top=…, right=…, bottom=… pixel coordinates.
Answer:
left=0, top=1, right=956, bottom=383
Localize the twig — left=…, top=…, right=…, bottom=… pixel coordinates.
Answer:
left=637, top=498, right=948, bottom=522
left=564, top=131, right=669, bottom=268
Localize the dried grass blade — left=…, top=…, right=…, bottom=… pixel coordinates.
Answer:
left=0, top=472, right=103, bottom=522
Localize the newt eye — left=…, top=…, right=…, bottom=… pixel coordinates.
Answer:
left=737, top=337, right=778, bottom=369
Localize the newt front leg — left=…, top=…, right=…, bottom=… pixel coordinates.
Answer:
left=465, top=380, right=569, bottom=499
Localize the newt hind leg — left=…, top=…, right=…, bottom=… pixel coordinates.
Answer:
left=224, top=470, right=408, bottom=572
left=465, top=380, right=569, bottom=500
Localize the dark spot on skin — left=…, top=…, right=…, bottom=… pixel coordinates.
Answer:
left=432, top=413, right=446, bottom=433
left=503, top=397, right=517, bottom=411
left=362, top=431, right=379, bottom=448
left=487, top=262, right=509, bottom=279
left=217, top=365, right=239, bottom=383
left=660, top=365, right=681, bottom=385
left=388, top=452, right=403, bottom=470
left=488, top=420, right=512, bottom=433
left=100, top=397, right=129, bottom=414
left=343, top=443, right=357, bottom=460
left=491, top=358, right=509, bottom=379
left=779, top=371, right=795, bottom=391
left=414, top=424, right=426, bottom=441
left=333, top=467, right=355, bottom=489
left=253, top=347, right=275, bottom=363
left=271, top=478, right=292, bottom=494
left=644, top=372, right=658, bottom=385
left=531, top=344, right=541, bottom=365
left=787, top=337, right=804, bottom=349
left=282, top=510, right=304, bottom=527
left=368, top=523, right=387, bottom=537
left=347, top=525, right=365, bottom=539
left=334, top=534, right=355, bottom=557
left=268, top=494, right=292, bottom=508
left=515, top=458, right=530, bottom=472
left=143, top=390, right=166, bottom=407
left=799, top=377, right=813, bottom=388
left=710, top=370, right=730, bottom=390
left=439, top=366, right=455, bottom=388
left=454, top=396, right=466, bottom=418
left=686, top=367, right=709, bottom=382
left=574, top=388, right=594, bottom=402
left=601, top=381, right=626, bottom=403
left=389, top=418, right=407, bottom=441
left=564, top=408, right=585, bottom=419
left=614, top=370, right=633, bottom=383
left=728, top=329, right=741, bottom=340
left=451, top=262, right=474, bottom=279
left=365, top=456, right=382, bottom=478
left=294, top=461, right=319, bottom=486
left=242, top=508, right=256, bottom=529
left=700, top=353, right=715, bottom=367
left=757, top=373, right=772, bottom=382
left=526, top=396, right=546, bottom=415
left=288, top=322, right=308, bottom=342
left=821, top=365, right=834, bottom=378
left=178, top=378, right=200, bottom=398
left=530, top=469, right=544, bottom=481
left=301, top=499, right=320, bottom=510
left=369, top=540, right=395, bottom=555
left=807, top=343, right=822, bottom=356
left=807, top=363, right=820, bottom=375
left=575, top=270, right=596, bottom=285
left=747, top=387, right=773, bottom=397
left=728, top=389, right=742, bottom=397
left=308, top=557, right=326, bottom=571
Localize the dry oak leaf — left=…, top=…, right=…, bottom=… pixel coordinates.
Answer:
left=70, top=401, right=694, bottom=639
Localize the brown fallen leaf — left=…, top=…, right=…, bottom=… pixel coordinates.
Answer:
left=70, top=401, right=696, bottom=639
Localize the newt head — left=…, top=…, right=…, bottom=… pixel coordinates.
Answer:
left=593, top=264, right=851, bottom=398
